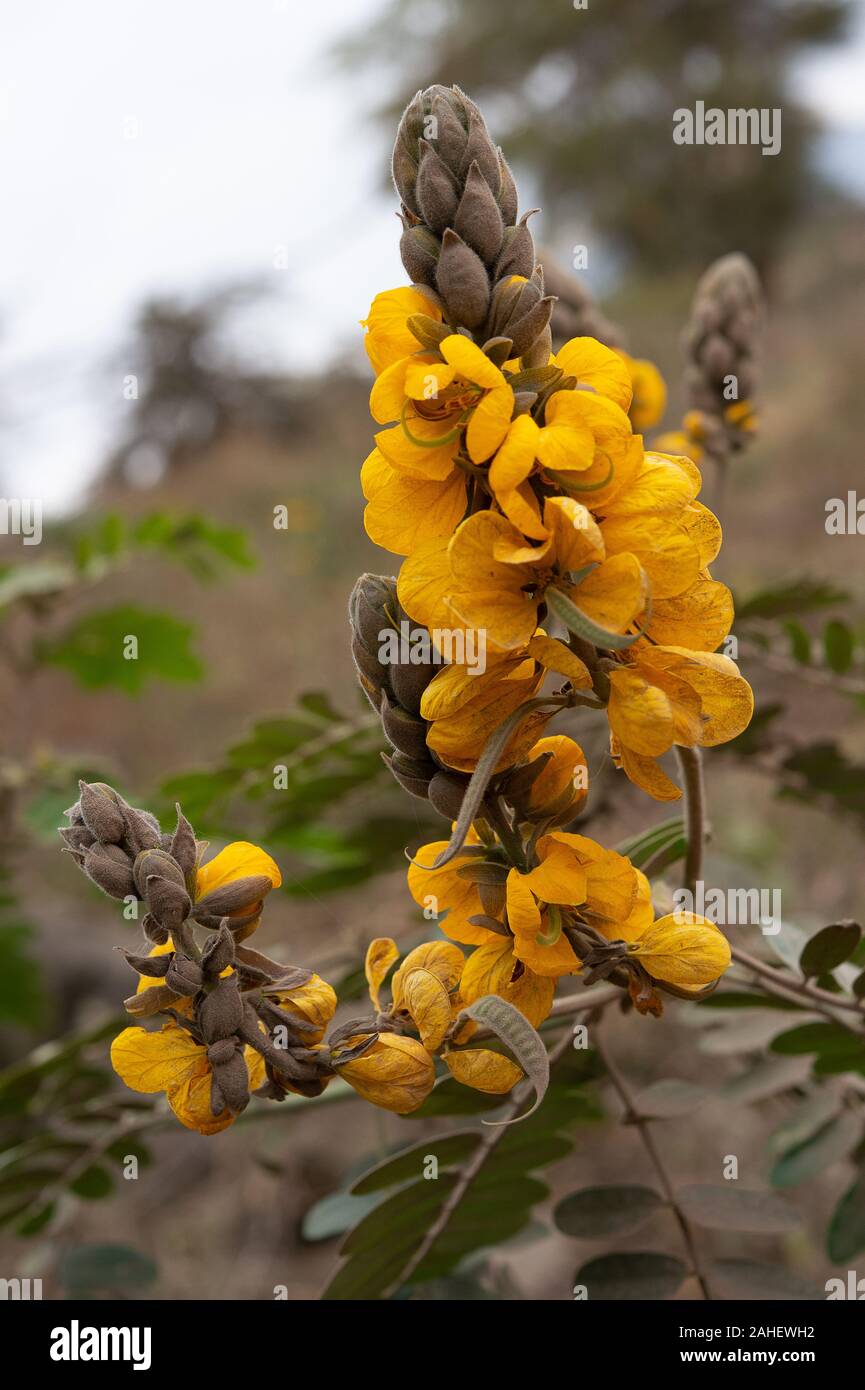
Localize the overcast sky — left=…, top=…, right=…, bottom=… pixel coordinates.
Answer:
left=1, top=0, right=863, bottom=515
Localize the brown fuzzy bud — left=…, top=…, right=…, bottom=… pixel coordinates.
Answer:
left=142, top=912, right=170, bottom=946
left=399, top=224, right=440, bottom=287
left=168, top=807, right=197, bottom=886
left=201, top=923, right=236, bottom=978
left=58, top=825, right=96, bottom=854
left=521, top=322, right=554, bottom=369
left=132, top=848, right=185, bottom=896
left=120, top=947, right=172, bottom=978
left=416, top=141, right=460, bottom=235
left=388, top=656, right=434, bottom=716
left=435, top=229, right=490, bottom=331
left=458, top=108, right=500, bottom=192
left=145, top=874, right=191, bottom=932
left=427, top=769, right=470, bottom=820
left=380, top=697, right=430, bottom=762
left=454, top=160, right=504, bottom=264
left=120, top=805, right=161, bottom=855
left=496, top=150, right=518, bottom=224
left=384, top=751, right=435, bottom=799
left=508, top=296, right=555, bottom=360
left=124, top=983, right=178, bottom=1018
left=494, top=215, right=536, bottom=282
left=78, top=781, right=126, bottom=843
left=198, top=974, right=244, bottom=1042
left=193, top=875, right=271, bottom=920
left=83, top=843, right=136, bottom=900
left=164, top=954, right=204, bottom=997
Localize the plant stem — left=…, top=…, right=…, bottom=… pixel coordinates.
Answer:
left=596, top=1022, right=713, bottom=1300
left=483, top=795, right=527, bottom=871
left=731, top=945, right=865, bottom=1020
left=383, top=995, right=620, bottom=1299
left=676, top=745, right=706, bottom=895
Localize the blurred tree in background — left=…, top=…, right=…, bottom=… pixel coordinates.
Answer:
left=339, top=0, right=851, bottom=274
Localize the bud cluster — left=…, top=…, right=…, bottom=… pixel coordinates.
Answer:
left=348, top=573, right=470, bottom=819
left=61, top=782, right=335, bottom=1126
left=393, top=85, right=553, bottom=365
left=681, top=252, right=762, bottom=463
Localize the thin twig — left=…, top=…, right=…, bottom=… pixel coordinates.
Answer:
left=675, top=745, right=706, bottom=895
left=596, top=1021, right=713, bottom=1300
left=383, top=1003, right=614, bottom=1298
left=730, top=945, right=865, bottom=1020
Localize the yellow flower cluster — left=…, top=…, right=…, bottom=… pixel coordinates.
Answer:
left=361, top=285, right=754, bottom=802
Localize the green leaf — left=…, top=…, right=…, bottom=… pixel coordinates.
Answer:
left=770, top=1110, right=861, bottom=1188
left=736, top=578, right=849, bottom=621
left=709, top=1259, right=818, bottom=1301
left=768, top=1090, right=841, bottom=1156
left=350, top=1132, right=481, bottom=1195
left=827, top=1169, right=865, bottom=1263
left=68, top=1164, right=113, bottom=1199
left=40, top=606, right=202, bottom=693
left=676, top=1185, right=798, bottom=1233
left=58, top=1243, right=157, bottom=1298
left=783, top=619, right=811, bottom=665
left=770, top=1021, right=865, bottom=1061
left=554, top=1185, right=662, bottom=1239
left=799, top=921, right=862, bottom=979
left=823, top=619, right=854, bottom=673
left=633, top=1079, right=711, bottom=1119
left=574, top=1251, right=686, bottom=1301
left=0, top=924, right=45, bottom=1027
left=616, top=818, right=685, bottom=874
left=721, top=1056, right=810, bottom=1104
left=133, top=513, right=255, bottom=577
left=546, top=584, right=642, bottom=651
left=461, top=995, right=549, bottom=1122
left=302, top=1189, right=383, bottom=1242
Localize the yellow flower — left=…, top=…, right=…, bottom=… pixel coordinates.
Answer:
left=505, top=831, right=640, bottom=977
left=336, top=1034, right=436, bottom=1114
left=626, top=912, right=731, bottom=989
left=111, top=1022, right=258, bottom=1136
left=194, top=840, right=282, bottom=941
left=607, top=643, right=754, bottom=801
left=399, top=500, right=648, bottom=654
left=456, top=936, right=554, bottom=1027
left=619, top=352, right=667, bottom=432
left=598, top=451, right=721, bottom=604
left=373, top=334, right=514, bottom=477
left=418, top=632, right=592, bottom=773
left=361, top=285, right=442, bottom=376
left=518, top=734, right=588, bottom=823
